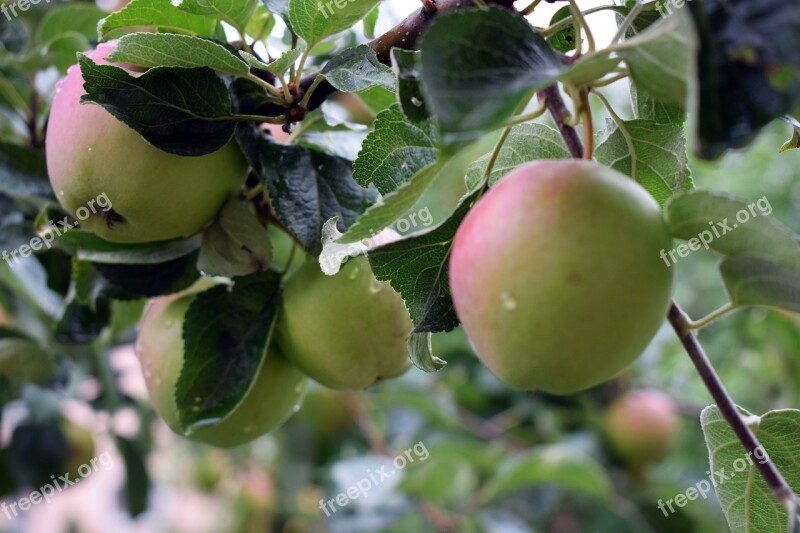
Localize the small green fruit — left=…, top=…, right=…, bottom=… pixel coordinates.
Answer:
left=136, top=281, right=307, bottom=447
left=603, top=389, right=679, bottom=465
left=276, top=257, right=412, bottom=390
left=45, top=41, right=248, bottom=244
left=450, top=160, right=674, bottom=394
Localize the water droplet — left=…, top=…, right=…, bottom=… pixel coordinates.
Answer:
left=500, top=291, right=517, bottom=310
left=87, top=147, right=93, bottom=152
left=165, top=320, right=174, bottom=328
left=411, top=97, right=423, bottom=107
left=58, top=190, right=65, bottom=197
left=348, top=266, right=359, bottom=280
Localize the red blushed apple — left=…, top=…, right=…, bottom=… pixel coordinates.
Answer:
left=603, top=389, right=680, bottom=465
left=449, top=160, right=674, bottom=394
left=46, top=41, right=248, bottom=244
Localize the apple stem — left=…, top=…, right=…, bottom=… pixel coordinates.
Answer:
left=667, top=302, right=797, bottom=507
left=548, top=95, right=799, bottom=514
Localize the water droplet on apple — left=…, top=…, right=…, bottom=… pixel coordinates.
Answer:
left=500, top=291, right=517, bottom=310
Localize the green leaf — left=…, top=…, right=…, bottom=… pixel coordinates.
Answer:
left=689, top=0, right=800, bottom=159
left=631, top=83, right=685, bottom=125
left=79, top=56, right=236, bottom=156
left=107, top=33, right=249, bottom=75
left=320, top=45, right=395, bottom=93
left=0, top=142, right=55, bottom=202
left=399, top=455, right=479, bottom=505
left=36, top=4, right=106, bottom=45
left=236, top=124, right=378, bottom=254
left=198, top=198, right=273, bottom=278
left=240, top=47, right=302, bottom=76
left=356, top=85, right=395, bottom=115
left=484, top=446, right=613, bottom=502
left=368, top=185, right=481, bottom=334
left=595, top=118, right=693, bottom=205
left=288, top=0, right=380, bottom=46
left=99, top=0, right=218, bottom=39
left=353, top=104, right=438, bottom=195
left=178, top=270, right=282, bottom=429
left=177, top=0, right=258, bottom=31
left=419, top=7, right=564, bottom=149
left=615, top=8, right=695, bottom=106
left=701, top=406, right=800, bottom=533
left=392, top=49, right=428, bottom=123
left=0, top=337, right=55, bottom=396
left=115, top=437, right=151, bottom=518
left=465, top=123, right=569, bottom=190
left=244, top=4, right=275, bottom=40
left=339, top=131, right=499, bottom=244
left=547, top=5, right=577, bottom=53
left=720, top=257, right=800, bottom=313
left=91, top=252, right=201, bottom=299
left=665, top=190, right=800, bottom=313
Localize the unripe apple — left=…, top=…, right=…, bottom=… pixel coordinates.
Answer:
left=136, top=281, right=307, bottom=448
left=275, top=256, right=413, bottom=390
left=603, top=389, right=679, bottom=465
left=45, top=41, right=249, bottom=244
left=450, top=160, right=673, bottom=394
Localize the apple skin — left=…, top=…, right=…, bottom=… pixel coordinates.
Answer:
left=449, top=160, right=674, bottom=394
left=136, top=281, right=307, bottom=448
left=275, top=256, right=413, bottom=390
left=603, top=389, right=679, bottom=465
left=45, top=41, right=249, bottom=244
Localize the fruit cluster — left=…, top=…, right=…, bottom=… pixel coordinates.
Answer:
left=46, top=44, right=676, bottom=448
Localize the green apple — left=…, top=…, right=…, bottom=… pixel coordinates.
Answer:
left=450, top=160, right=674, bottom=394
left=298, top=387, right=355, bottom=436
left=136, top=281, right=307, bottom=448
left=603, top=389, right=679, bottom=465
left=45, top=41, right=248, bottom=244
left=276, top=256, right=413, bottom=390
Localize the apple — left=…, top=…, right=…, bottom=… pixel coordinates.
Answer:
left=275, top=256, right=413, bottom=390
left=45, top=41, right=249, bottom=244
left=603, top=389, right=679, bottom=465
left=297, top=388, right=355, bottom=436
left=135, top=281, right=307, bottom=448
left=449, top=160, right=674, bottom=394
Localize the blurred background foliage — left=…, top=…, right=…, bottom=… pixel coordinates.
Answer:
left=0, top=0, right=798, bottom=532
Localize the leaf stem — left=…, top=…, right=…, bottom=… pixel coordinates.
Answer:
left=593, top=90, right=637, bottom=181
left=611, top=0, right=645, bottom=45
left=568, top=0, right=596, bottom=52
left=686, top=302, right=741, bottom=330
left=667, top=302, right=798, bottom=507
left=299, top=75, right=324, bottom=109
left=520, top=0, right=543, bottom=16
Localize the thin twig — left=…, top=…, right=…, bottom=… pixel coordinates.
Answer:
left=668, top=302, right=798, bottom=507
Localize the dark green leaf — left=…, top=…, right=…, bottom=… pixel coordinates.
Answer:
left=178, top=270, right=281, bottom=429
left=79, top=56, right=236, bottom=156
left=548, top=6, right=576, bottom=53
left=368, top=186, right=481, bottom=334
left=353, top=104, right=437, bottom=195
left=236, top=123, right=378, bottom=254
left=419, top=7, right=563, bottom=149
left=320, top=45, right=395, bottom=93
left=99, top=0, right=218, bottom=38
left=392, top=49, right=428, bottom=123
